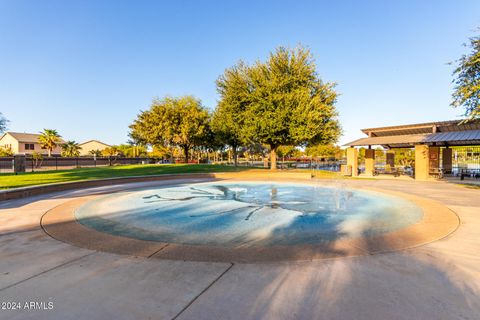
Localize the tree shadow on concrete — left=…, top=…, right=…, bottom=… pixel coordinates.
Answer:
left=185, top=213, right=480, bottom=320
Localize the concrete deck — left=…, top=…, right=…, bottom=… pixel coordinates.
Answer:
left=1, top=178, right=479, bottom=319
left=40, top=181, right=459, bottom=263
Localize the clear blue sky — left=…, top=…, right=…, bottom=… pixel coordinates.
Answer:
left=1, top=0, right=479, bottom=146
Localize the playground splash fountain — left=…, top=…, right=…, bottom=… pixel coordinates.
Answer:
left=75, top=181, right=423, bottom=247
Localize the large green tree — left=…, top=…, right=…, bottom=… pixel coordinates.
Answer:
left=38, top=129, right=61, bottom=157
left=452, top=32, right=480, bottom=119
left=130, top=96, right=210, bottom=163
left=213, top=62, right=250, bottom=166
left=241, top=46, right=340, bottom=169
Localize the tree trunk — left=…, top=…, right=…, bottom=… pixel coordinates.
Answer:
left=270, top=145, right=277, bottom=170
left=48, top=149, right=51, bottom=157
left=233, top=144, right=238, bottom=167
left=183, top=146, right=189, bottom=164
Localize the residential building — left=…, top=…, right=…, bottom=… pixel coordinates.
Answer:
left=0, top=132, right=64, bottom=155
left=78, top=140, right=111, bottom=156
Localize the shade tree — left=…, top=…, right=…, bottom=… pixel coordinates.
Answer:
left=216, top=45, right=341, bottom=169
left=130, top=96, right=210, bottom=163
left=451, top=30, right=480, bottom=120
left=213, top=62, right=251, bottom=166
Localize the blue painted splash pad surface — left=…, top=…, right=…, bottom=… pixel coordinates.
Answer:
left=75, top=182, right=423, bottom=247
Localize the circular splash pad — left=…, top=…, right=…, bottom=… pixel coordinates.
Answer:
left=41, top=176, right=459, bottom=262
left=74, top=182, right=423, bottom=247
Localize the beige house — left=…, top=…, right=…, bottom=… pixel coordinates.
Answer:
left=79, top=140, right=111, bottom=156
left=0, top=132, right=64, bottom=155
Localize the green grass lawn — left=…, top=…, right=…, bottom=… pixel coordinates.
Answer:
left=0, top=164, right=345, bottom=190
left=0, top=164, right=258, bottom=189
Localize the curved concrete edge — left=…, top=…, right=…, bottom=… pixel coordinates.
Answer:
left=41, top=196, right=170, bottom=258
left=40, top=178, right=460, bottom=263
left=0, top=170, right=312, bottom=201
left=343, top=187, right=461, bottom=254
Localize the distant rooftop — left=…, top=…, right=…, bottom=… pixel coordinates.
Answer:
left=361, top=119, right=480, bottom=137
left=79, top=139, right=111, bottom=147
left=2, top=132, right=66, bottom=143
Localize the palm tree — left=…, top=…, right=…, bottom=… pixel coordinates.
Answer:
left=61, top=140, right=81, bottom=157
left=88, top=149, right=102, bottom=157
left=38, top=129, right=62, bottom=157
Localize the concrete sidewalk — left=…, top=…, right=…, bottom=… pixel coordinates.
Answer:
left=0, top=179, right=479, bottom=320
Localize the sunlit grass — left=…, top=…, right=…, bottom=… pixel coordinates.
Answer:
left=0, top=164, right=350, bottom=190
left=0, top=164, right=256, bottom=189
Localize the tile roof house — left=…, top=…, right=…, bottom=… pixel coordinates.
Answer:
left=0, top=132, right=65, bottom=155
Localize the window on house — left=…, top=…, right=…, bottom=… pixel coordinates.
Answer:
left=25, top=143, right=35, bottom=150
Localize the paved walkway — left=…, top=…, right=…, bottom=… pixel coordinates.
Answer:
left=0, top=179, right=479, bottom=320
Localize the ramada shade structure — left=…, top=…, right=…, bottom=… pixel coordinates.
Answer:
left=343, top=119, right=480, bottom=180
left=344, top=119, right=480, bottom=148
